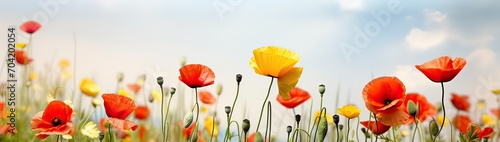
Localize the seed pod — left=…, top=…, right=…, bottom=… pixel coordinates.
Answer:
left=318, top=84, right=325, bottom=95
left=157, top=77, right=164, bottom=86
left=407, top=100, right=417, bottom=117
left=184, top=112, right=193, bottom=128
left=242, top=119, right=250, bottom=133
left=318, top=116, right=328, bottom=142
left=236, top=74, right=243, bottom=84
left=254, top=131, right=264, bottom=142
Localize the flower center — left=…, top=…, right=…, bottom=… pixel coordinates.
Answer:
left=52, top=117, right=62, bottom=126
left=384, top=99, right=392, bottom=105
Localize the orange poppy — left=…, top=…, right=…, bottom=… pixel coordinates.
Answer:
left=102, top=94, right=138, bottom=131
left=276, top=87, right=311, bottom=108
left=179, top=64, right=215, bottom=88
left=362, top=76, right=409, bottom=126
left=139, top=125, right=146, bottom=140
left=491, top=108, right=500, bottom=118
left=415, top=56, right=466, bottom=83
left=31, top=100, right=75, bottom=139
left=478, top=127, right=494, bottom=140
left=247, top=132, right=268, bottom=142
left=0, top=102, right=5, bottom=118
left=20, top=21, right=41, bottom=34
left=450, top=93, right=470, bottom=112
left=0, top=125, right=17, bottom=135
left=360, top=121, right=391, bottom=135
left=15, top=50, right=32, bottom=65
left=403, top=93, right=437, bottom=124
left=99, top=118, right=107, bottom=132
left=453, top=115, right=472, bottom=133
left=183, top=122, right=195, bottom=138
left=134, top=105, right=150, bottom=120
left=198, top=90, right=216, bottom=105
left=127, top=83, right=142, bottom=94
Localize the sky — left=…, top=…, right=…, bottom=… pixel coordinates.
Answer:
left=1, top=0, right=500, bottom=141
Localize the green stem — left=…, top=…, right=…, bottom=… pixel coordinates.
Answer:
left=356, top=117, right=360, bottom=142
left=108, top=123, right=113, bottom=142
left=255, top=77, right=274, bottom=132
left=224, top=80, right=241, bottom=141
left=433, top=82, right=445, bottom=142
left=164, top=92, right=174, bottom=141
left=160, top=85, right=165, bottom=142
left=189, top=88, right=200, bottom=141
left=411, top=122, right=418, bottom=142
left=347, top=118, right=351, bottom=142
left=418, top=119, right=424, bottom=142
left=210, top=114, right=215, bottom=142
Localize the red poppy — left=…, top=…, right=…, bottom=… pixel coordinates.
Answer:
left=139, top=125, right=146, bottom=140
left=198, top=90, right=216, bottom=105
left=453, top=115, right=472, bottom=133
left=360, top=121, right=391, bottom=135
left=450, top=93, right=470, bottom=112
left=362, top=76, right=409, bottom=126
left=31, top=100, right=75, bottom=139
left=127, top=83, right=142, bottom=94
left=102, top=94, right=138, bottom=131
left=415, top=56, right=466, bottom=83
left=179, top=64, right=215, bottom=88
left=99, top=118, right=107, bottom=132
left=478, top=127, right=494, bottom=140
left=183, top=122, right=195, bottom=137
left=247, top=132, right=269, bottom=142
left=277, top=87, right=311, bottom=108
left=403, top=93, right=437, bottom=124
left=15, top=50, right=32, bottom=65
left=134, top=105, right=150, bottom=120
left=491, top=108, right=500, bottom=118
left=20, top=21, right=41, bottom=34
left=0, top=102, right=5, bottom=118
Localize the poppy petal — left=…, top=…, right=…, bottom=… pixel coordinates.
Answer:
left=479, top=127, right=493, bottom=139
left=41, top=101, right=73, bottom=125
left=376, top=109, right=409, bottom=126
left=102, top=94, right=135, bottom=119
left=415, top=56, right=466, bottom=82
left=277, top=87, right=311, bottom=108
left=250, top=46, right=300, bottom=78
left=20, top=21, right=41, bottom=34
left=105, top=118, right=138, bottom=131
left=179, top=64, right=215, bottom=88
left=198, top=90, right=217, bottom=105
left=360, top=121, right=391, bottom=135
left=277, top=67, right=303, bottom=99
left=377, top=99, right=403, bottom=111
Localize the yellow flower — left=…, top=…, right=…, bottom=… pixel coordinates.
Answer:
left=61, top=71, right=72, bottom=80
left=401, top=130, right=410, bottom=137
left=249, top=46, right=303, bottom=99
left=16, top=42, right=26, bottom=48
left=59, top=58, right=70, bottom=69
left=314, top=111, right=333, bottom=124
left=338, top=105, right=361, bottom=119
left=122, top=136, right=132, bottom=142
left=46, top=94, right=74, bottom=109
left=437, top=115, right=449, bottom=126
left=150, top=90, right=161, bottom=101
left=204, top=116, right=219, bottom=136
left=29, top=71, right=36, bottom=81
left=81, top=121, right=100, bottom=138
left=92, top=99, right=101, bottom=107
left=201, top=106, right=209, bottom=113
left=118, top=89, right=134, bottom=100
left=80, top=78, right=100, bottom=97
left=477, top=99, right=485, bottom=109
left=482, top=115, right=497, bottom=126
left=492, top=89, right=500, bottom=95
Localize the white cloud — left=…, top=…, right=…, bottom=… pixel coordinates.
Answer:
left=338, top=0, right=363, bottom=10
left=467, top=47, right=496, bottom=66
left=393, top=65, right=430, bottom=91
left=426, top=10, right=447, bottom=23
left=405, top=28, right=448, bottom=50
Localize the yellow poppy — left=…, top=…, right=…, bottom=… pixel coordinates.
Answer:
left=29, top=71, right=36, bottom=81
left=249, top=46, right=303, bottom=99
left=150, top=90, right=161, bottom=101
left=492, top=89, right=500, bottom=95
left=80, top=78, right=100, bottom=97
left=338, top=105, right=361, bottom=119
left=59, top=58, right=70, bottom=69
left=204, top=116, right=219, bottom=136
left=16, top=42, right=26, bottom=48
left=437, top=115, right=449, bottom=126
left=477, top=100, right=485, bottom=109
left=314, top=111, right=333, bottom=124
left=201, top=106, right=209, bottom=113
left=118, top=89, right=134, bottom=100
left=81, top=121, right=100, bottom=138
left=482, top=115, right=497, bottom=126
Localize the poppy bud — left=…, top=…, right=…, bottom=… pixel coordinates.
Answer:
left=242, top=119, right=250, bottom=133
left=148, top=94, right=154, bottom=103
left=157, top=77, right=164, bottom=86
left=361, top=128, right=371, bottom=138
left=99, top=132, right=105, bottom=141
left=318, top=116, right=328, bottom=142
left=254, top=131, right=264, bottom=142
left=429, top=119, right=439, bottom=136
left=180, top=56, right=186, bottom=66
left=190, top=128, right=198, bottom=142
left=333, top=114, right=340, bottom=125
left=295, top=114, right=301, bottom=123
left=436, top=102, right=442, bottom=113
left=184, top=112, right=193, bottom=128
left=407, top=100, right=417, bottom=117
left=319, top=84, right=325, bottom=95
left=216, top=84, right=223, bottom=96
left=92, top=99, right=101, bottom=108
left=236, top=74, right=242, bottom=84
left=225, top=106, right=231, bottom=115
left=170, top=87, right=176, bottom=96
left=286, top=125, right=292, bottom=134
left=117, top=72, right=123, bottom=83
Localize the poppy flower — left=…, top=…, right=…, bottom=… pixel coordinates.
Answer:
left=0, top=102, right=5, bottom=118
left=80, top=78, right=100, bottom=97
left=20, top=21, right=41, bottom=34
left=247, top=132, right=268, bottom=142
left=436, top=115, right=450, bottom=126
left=338, top=105, right=361, bottom=119
left=139, top=125, right=146, bottom=140
left=482, top=115, right=497, bottom=126
left=360, top=121, right=391, bottom=135
left=179, top=64, right=215, bottom=88
left=403, top=93, right=437, bottom=124
left=127, top=83, right=142, bottom=94
left=249, top=46, right=303, bottom=99
left=134, top=105, right=150, bottom=120
left=491, top=108, right=500, bottom=118
left=478, top=127, right=494, bottom=140
left=183, top=122, right=195, bottom=137
left=450, top=93, right=470, bottom=112
left=453, top=115, right=472, bottom=133
left=276, top=87, right=310, bottom=108
left=14, top=50, right=32, bottom=65
left=80, top=121, right=100, bottom=139
left=198, top=90, right=216, bottom=105
left=31, top=100, right=75, bottom=139
left=415, top=56, right=466, bottom=83
left=102, top=94, right=138, bottom=131
left=465, top=124, right=494, bottom=140
left=314, top=111, right=333, bottom=124
left=204, top=116, right=219, bottom=137
left=362, top=76, right=409, bottom=126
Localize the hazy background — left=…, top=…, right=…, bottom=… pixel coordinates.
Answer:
left=1, top=0, right=500, bottom=140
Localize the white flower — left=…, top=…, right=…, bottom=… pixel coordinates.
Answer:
left=81, top=121, right=100, bottom=139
